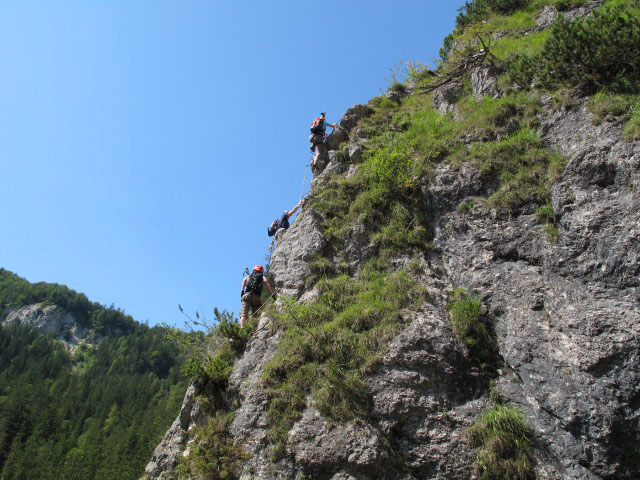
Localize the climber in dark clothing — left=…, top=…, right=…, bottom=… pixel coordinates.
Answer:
left=309, top=112, right=338, bottom=171
left=267, top=198, right=304, bottom=250
left=240, top=265, right=274, bottom=328
left=274, top=199, right=304, bottom=236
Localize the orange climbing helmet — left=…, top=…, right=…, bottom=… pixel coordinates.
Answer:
left=253, top=265, right=264, bottom=273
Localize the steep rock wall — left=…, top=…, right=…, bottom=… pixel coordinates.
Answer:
left=147, top=5, right=639, bottom=478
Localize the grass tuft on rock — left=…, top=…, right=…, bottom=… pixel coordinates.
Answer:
left=448, top=289, right=498, bottom=369
left=466, top=402, right=535, bottom=480
left=173, top=413, right=249, bottom=480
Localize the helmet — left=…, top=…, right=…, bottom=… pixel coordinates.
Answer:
left=253, top=265, right=264, bottom=273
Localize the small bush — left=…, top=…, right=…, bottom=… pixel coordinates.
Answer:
left=623, top=111, right=640, bottom=142
left=458, top=201, right=475, bottom=214
left=535, top=204, right=558, bottom=224
left=536, top=204, right=560, bottom=242
left=305, top=255, right=336, bottom=288
left=448, top=289, right=498, bottom=368
left=587, top=92, right=640, bottom=125
left=466, top=403, right=535, bottom=479
left=184, top=351, right=232, bottom=389
left=543, top=223, right=559, bottom=242
left=457, top=94, right=542, bottom=139
left=510, top=3, right=640, bottom=93
left=174, top=414, right=248, bottom=480
left=462, top=128, right=565, bottom=215
left=371, top=203, right=430, bottom=252
left=449, top=290, right=487, bottom=346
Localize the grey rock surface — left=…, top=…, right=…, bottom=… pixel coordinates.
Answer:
left=147, top=5, right=638, bottom=473
left=269, top=208, right=328, bottom=300
left=250, top=95, right=638, bottom=477
left=326, top=125, right=349, bottom=151
left=432, top=82, right=463, bottom=115
left=471, top=65, right=500, bottom=98
left=535, top=0, right=606, bottom=31
left=339, top=104, right=374, bottom=131
left=2, top=304, right=103, bottom=349
left=430, top=97, right=640, bottom=478
left=145, top=383, right=206, bottom=480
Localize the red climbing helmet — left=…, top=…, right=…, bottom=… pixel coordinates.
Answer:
left=253, top=265, right=264, bottom=273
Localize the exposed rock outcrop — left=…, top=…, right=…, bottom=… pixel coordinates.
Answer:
left=144, top=383, right=207, bottom=479
left=1, top=304, right=104, bottom=349
left=147, top=3, right=639, bottom=478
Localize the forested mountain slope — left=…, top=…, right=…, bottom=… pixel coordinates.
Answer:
left=0, top=269, right=188, bottom=479
left=147, top=0, right=640, bottom=478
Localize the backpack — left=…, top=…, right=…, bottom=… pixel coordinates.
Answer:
left=245, top=271, right=263, bottom=295
left=310, top=117, right=325, bottom=135
left=267, top=219, right=279, bottom=237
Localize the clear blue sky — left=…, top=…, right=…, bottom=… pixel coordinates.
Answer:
left=1, top=1, right=465, bottom=328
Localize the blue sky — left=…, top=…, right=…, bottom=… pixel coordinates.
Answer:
left=1, top=1, right=465, bottom=327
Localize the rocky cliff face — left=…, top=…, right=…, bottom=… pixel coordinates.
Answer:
left=1, top=304, right=106, bottom=349
left=146, top=3, right=639, bottom=479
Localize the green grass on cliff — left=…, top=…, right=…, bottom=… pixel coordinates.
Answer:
left=168, top=310, right=261, bottom=478
left=448, top=289, right=499, bottom=368
left=173, top=413, right=248, bottom=480
left=587, top=91, right=640, bottom=142
left=466, top=402, right=535, bottom=479
left=262, top=264, right=426, bottom=458
left=310, top=85, right=563, bottom=271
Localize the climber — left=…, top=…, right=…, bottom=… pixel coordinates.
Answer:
left=309, top=112, right=338, bottom=171
left=240, top=265, right=274, bottom=328
left=268, top=198, right=304, bottom=239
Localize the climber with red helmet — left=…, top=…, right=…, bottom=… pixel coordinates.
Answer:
left=239, top=265, right=274, bottom=328
left=309, top=112, right=338, bottom=173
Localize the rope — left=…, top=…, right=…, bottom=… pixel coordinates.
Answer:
left=245, top=289, right=276, bottom=324
left=249, top=288, right=318, bottom=343
left=299, top=162, right=308, bottom=202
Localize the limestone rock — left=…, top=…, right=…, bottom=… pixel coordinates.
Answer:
left=535, top=5, right=558, bottom=31
left=2, top=304, right=103, bottom=349
left=326, top=125, right=349, bottom=151
left=339, top=104, right=374, bottom=132
left=348, top=143, right=364, bottom=163
left=147, top=4, right=638, bottom=474
left=269, top=208, right=328, bottom=300
left=144, top=383, right=209, bottom=480
left=471, top=64, right=500, bottom=98
left=432, top=82, right=463, bottom=115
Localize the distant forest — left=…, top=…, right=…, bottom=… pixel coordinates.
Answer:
left=0, top=268, right=136, bottom=335
left=0, top=269, right=188, bottom=479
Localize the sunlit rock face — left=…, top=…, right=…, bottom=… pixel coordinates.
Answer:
left=2, top=304, right=105, bottom=349
left=147, top=2, right=640, bottom=477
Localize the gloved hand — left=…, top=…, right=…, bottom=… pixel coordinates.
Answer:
left=240, top=291, right=244, bottom=298
left=272, top=292, right=278, bottom=300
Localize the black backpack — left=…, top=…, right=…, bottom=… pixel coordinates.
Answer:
left=245, top=271, right=264, bottom=295
left=310, top=117, right=325, bottom=135
left=267, top=219, right=279, bottom=237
